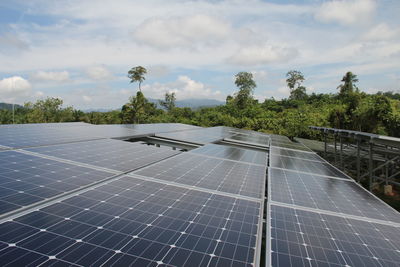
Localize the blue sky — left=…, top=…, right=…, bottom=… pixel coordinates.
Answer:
left=0, top=0, right=399, bottom=109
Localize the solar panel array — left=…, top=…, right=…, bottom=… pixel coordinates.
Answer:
left=189, top=144, right=268, bottom=165
left=267, top=138, right=400, bottom=266
left=0, top=122, right=199, bottom=149
left=26, top=139, right=180, bottom=172
left=0, top=123, right=267, bottom=266
left=134, top=153, right=266, bottom=199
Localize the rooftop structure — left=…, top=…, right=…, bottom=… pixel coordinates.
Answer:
left=0, top=123, right=398, bottom=266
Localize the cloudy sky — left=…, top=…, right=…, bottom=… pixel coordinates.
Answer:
left=0, top=0, right=399, bottom=109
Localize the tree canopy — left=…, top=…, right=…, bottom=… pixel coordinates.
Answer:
left=128, top=66, right=147, bottom=91
left=233, top=72, right=256, bottom=109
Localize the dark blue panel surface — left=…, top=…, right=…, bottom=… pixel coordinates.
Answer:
left=27, top=139, right=181, bottom=172
left=0, top=151, right=114, bottom=215
left=270, top=205, right=400, bottom=267
left=134, top=153, right=266, bottom=198
left=270, top=168, right=400, bottom=224
left=0, top=176, right=261, bottom=266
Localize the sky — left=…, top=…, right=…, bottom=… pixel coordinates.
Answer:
left=0, top=0, right=399, bottom=109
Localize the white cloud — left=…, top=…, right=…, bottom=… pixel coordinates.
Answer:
left=142, top=75, right=223, bottom=100
left=31, top=70, right=70, bottom=82
left=315, top=0, right=376, bottom=26
left=82, top=95, right=92, bottom=102
left=0, top=76, right=31, bottom=94
left=85, top=65, right=114, bottom=81
left=133, top=14, right=231, bottom=49
left=362, top=23, right=400, bottom=41
left=0, top=76, right=32, bottom=103
left=227, top=44, right=298, bottom=65
left=251, top=70, right=268, bottom=82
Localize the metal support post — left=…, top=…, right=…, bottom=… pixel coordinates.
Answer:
left=334, top=134, right=337, bottom=165
left=369, top=142, right=373, bottom=191
left=385, top=145, right=388, bottom=185
left=324, top=133, right=327, bottom=158
left=356, top=139, right=360, bottom=183
left=340, top=135, right=344, bottom=170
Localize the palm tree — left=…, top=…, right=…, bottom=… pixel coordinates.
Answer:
left=338, top=71, right=358, bottom=95
left=128, top=66, right=147, bottom=92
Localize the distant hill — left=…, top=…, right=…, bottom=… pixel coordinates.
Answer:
left=0, top=103, right=23, bottom=110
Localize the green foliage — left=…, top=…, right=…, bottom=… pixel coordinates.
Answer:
left=2, top=70, right=399, bottom=141
left=286, top=70, right=307, bottom=100
left=234, top=72, right=256, bottom=109
left=128, top=66, right=147, bottom=91
left=159, top=92, right=176, bottom=111
left=338, top=71, right=358, bottom=96
left=121, top=91, right=160, bottom=124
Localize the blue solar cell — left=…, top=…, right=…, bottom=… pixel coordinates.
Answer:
left=269, top=205, right=400, bottom=267
left=134, top=153, right=266, bottom=199
left=27, top=139, right=181, bottom=172
left=0, top=150, right=115, bottom=216
left=0, top=176, right=262, bottom=266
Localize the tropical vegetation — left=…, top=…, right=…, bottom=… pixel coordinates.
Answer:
left=1, top=68, right=399, bottom=141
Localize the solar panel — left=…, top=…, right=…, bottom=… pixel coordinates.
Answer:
left=269, top=168, right=400, bottom=224
left=270, top=141, right=312, bottom=152
left=270, top=154, right=350, bottom=179
left=0, top=176, right=263, bottom=266
left=190, top=144, right=268, bottom=165
left=0, top=151, right=115, bottom=216
left=0, top=123, right=199, bottom=149
left=156, top=126, right=236, bottom=145
left=269, top=135, right=292, bottom=143
left=134, top=153, right=266, bottom=199
left=122, top=123, right=201, bottom=133
left=270, top=147, right=324, bottom=162
left=269, top=204, right=400, bottom=267
left=224, top=134, right=270, bottom=148
left=26, top=139, right=181, bottom=172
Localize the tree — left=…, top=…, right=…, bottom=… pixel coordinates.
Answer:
left=234, top=72, right=256, bottom=109
left=338, top=71, right=358, bottom=96
left=121, top=91, right=159, bottom=123
left=286, top=70, right=307, bottom=100
left=24, top=97, right=73, bottom=123
left=128, top=66, right=147, bottom=92
left=159, top=92, right=176, bottom=112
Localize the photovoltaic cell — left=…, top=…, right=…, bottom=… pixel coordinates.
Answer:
left=270, top=141, right=312, bottom=152
left=270, top=147, right=324, bottom=162
left=0, top=123, right=199, bottom=149
left=0, top=176, right=262, bottom=266
left=0, top=151, right=114, bottom=215
left=269, top=168, right=400, bottom=224
left=190, top=144, right=267, bottom=165
left=26, top=139, right=181, bottom=172
left=134, top=153, right=266, bottom=199
left=156, top=126, right=236, bottom=145
left=270, top=154, right=349, bottom=179
left=224, top=134, right=270, bottom=147
left=270, top=205, right=400, bottom=267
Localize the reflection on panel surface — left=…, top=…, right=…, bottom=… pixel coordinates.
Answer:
left=27, top=139, right=180, bottom=172
left=0, top=151, right=114, bottom=215
left=270, top=205, right=400, bottom=267
left=190, top=144, right=267, bottom=165
left=134, top=153, right=266, bottom=199
left=270, top=155, right=349, bottom=179
left=270, top=168, right=400, bottom=223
